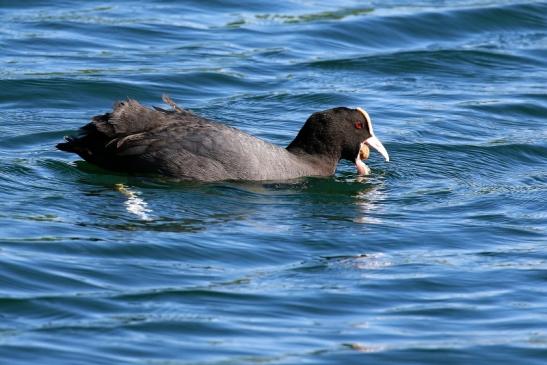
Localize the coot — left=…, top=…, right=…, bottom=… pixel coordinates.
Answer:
left=57, top=96, right=389, bottom=181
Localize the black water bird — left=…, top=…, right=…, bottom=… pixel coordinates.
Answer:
left=57, top=96, right=389, bottom=181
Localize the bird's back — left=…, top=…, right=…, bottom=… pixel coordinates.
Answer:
left=57, top=99, right=320, bottom=181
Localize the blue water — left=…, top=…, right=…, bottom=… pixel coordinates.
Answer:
left=1, top=1, right=547, bottom=364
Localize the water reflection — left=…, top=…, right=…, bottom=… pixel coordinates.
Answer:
left=353, top=181, right=386, bottom=225
left=115, top=183, right=152, bottom=221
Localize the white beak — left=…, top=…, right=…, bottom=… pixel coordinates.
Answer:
left=364, top=135, right=390, bottom=162
left=356, top=107, right=390, bottom=162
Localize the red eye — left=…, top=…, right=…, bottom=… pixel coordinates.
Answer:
left=354, top=122, right=364, bottom=129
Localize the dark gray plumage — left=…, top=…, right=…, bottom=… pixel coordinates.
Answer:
left=57, top=97, right=389, bottom=181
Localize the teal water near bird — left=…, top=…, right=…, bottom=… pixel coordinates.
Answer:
left=0, top=1, right=546, bottom=364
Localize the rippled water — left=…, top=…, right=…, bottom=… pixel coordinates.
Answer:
left=1, top=1, right=547, bottom=364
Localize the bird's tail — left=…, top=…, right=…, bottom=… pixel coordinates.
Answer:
left=56, top=136, right=79, bottom=153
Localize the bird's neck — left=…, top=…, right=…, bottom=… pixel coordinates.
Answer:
left=286, top=142, right=340, bottom=176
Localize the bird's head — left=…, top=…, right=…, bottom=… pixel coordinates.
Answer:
left=288, top=107, right=389, bottom=175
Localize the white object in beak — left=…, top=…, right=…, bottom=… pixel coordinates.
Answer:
left=355, top=158, right=371, bottom=175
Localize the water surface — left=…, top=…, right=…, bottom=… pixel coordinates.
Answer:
left=1, top=1, right=546, bottom=364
